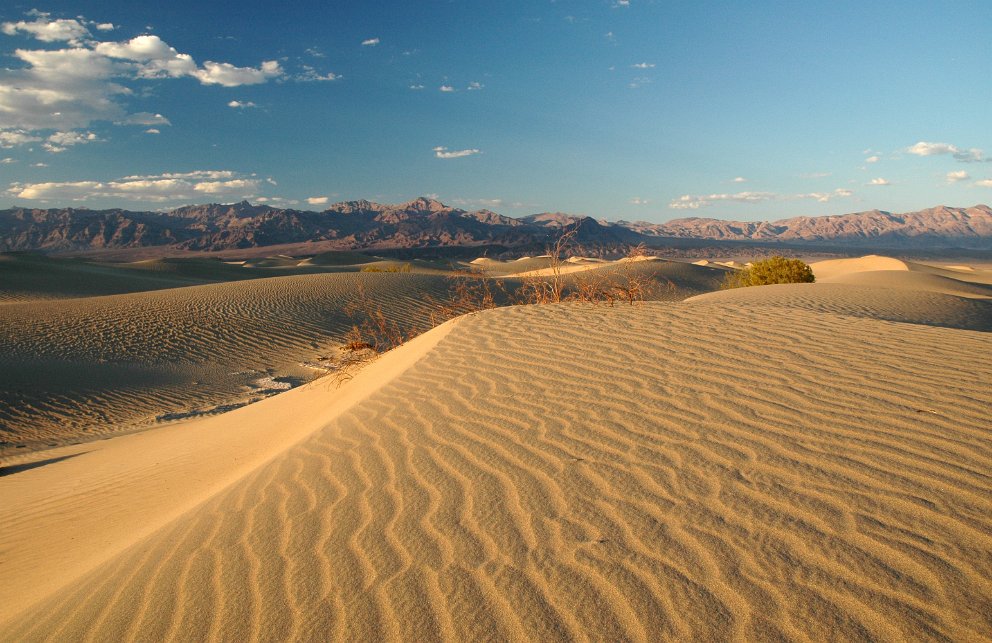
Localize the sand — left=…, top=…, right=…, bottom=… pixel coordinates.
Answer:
left=1, top=254, right=990, bottom=640
left=0, top=258, right=722, bottom=455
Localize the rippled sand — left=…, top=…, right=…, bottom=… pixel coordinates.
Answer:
left=1, top=258, right=990, bottom=641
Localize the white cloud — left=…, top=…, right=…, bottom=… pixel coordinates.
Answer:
left=798, top=189, right=853, bottom=202
left=467, top=81, right=484, bottom=91
left=868, top=177, right=890, bottom=186
left=409, top=84, right=424, bottom=90
left=120, top=112, right=171, bottom=126
left=614, top=0, right=631, bottom=6
left=732, top=177, right=747, bottom=183
left=629, top=197, right=649, bottom=205
left=361, top=38, right=380, bottom=46
left=800, top=171, right=832, bottom=178
left=946, top=170, right=970, bottom=183
left=433, top=146, right=480, bottom=159
left=906, top=141, right=986, bottom=163
left=43, top=130, right=100, bottom=153
left=0, top=16, right=281, bottom=135
left=227, top=100, right=257, bottom=109
left=122, top=170, right=237, bottom=180
left=628, top=76, right=651, bottom=89
left=192, top=179, right=257, bottom=194
left=296, top=66, right=339, bottom=82
left=307, top=196, right=329, bottom=205
left=8, top=170, right=261, bottom=202
left=144, top=128, right=160, bottom=134
left=439, top=85, right=455, bottom=92
left=631, top=62, right=655, bottom=69
left=1, top=157, right=15, bottom=164
left=31, top=162, right=48, bottom=167
left=95, top=23, right=115, bottom=31
left=0, top=130, right=43, bottom=148
left=976, top=179, right=992, bottom=188
left=669, top=188, right=853, bottom=209
left=194, top=60, right=282, bottom=87
left=1, top=14, right=90, bottom=44
left=865, top=155, right=879, bottom=163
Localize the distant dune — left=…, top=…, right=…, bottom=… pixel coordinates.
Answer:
left=0, top=256, right=989, bottom=640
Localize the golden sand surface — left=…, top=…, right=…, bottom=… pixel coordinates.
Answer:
left=0, top=258, right=721, bottom=455
left=0, top=257, right=990, bottom=641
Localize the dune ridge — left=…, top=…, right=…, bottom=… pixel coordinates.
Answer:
left=2, top=290, right=990, bottom=640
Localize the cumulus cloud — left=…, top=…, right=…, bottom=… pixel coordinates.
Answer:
left=0, top=130, right=43, bottom=148
left=732, top=177, right=747, bottom=183
left=227, top=100, right=256, bottom=109
left=467, top=81, right=484, bottom=90
left=43, top=130, right=100, bottom=153
left=307, top=196, right=329, bottom=205
left=906, top=141, right=986, bottom=163
left=433, top=146, right=480, bottom=159
left=361, top=38, right=380, bottom=46
left=631, top=62, right=655, bottom=69
left=409, top=84, right=424, bottom=90
left=7, top=170, right=261, bottom=202
left=144, top=128, right=160, bottom=134
left=868, top=177, right=890, bottom=186
left=946, top=170, right=970, bottom=183
left=1, top=14, right=90, bottom=44
left=629, top=197, right=649, bottom=205
left=669, top=188, right=853, bottom=209
left=976, top=179, right=992, bottom=188
left=865, top=155, right=879, bottom=163
left=0, top=12, right=282, bottom=137
left=439, top=85, right=455, bottom=92
left=95, top=23, right=115, bottom=31
left=1, top=157, right=15, bottom=163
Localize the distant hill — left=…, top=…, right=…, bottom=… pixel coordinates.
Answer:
left=1, top=198, right=990, bottom=253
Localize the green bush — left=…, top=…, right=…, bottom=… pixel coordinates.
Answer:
left=721, top=256, right=815, bottom=289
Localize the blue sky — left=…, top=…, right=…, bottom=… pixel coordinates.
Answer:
left=0, top=1, right=990, bottom=221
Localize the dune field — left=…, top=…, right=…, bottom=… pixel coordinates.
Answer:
left=0, top=255, right=989, bottom=640
left=0, top=254, right=722, bottom=456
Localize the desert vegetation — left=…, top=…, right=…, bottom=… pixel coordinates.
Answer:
left=721, top=255, right=815, bottom=289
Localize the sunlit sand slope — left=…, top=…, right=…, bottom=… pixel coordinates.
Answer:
left=3, top=296, right=990, bottom=641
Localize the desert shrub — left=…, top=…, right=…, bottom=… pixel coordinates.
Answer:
left=721, top=256, right=815, bottom=289
left=361, top=263, right=413, bottom=273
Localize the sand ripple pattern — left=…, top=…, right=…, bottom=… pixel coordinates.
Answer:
left=0, top=273, right=450, bottom=451
left=5, top=300, right=991, bottom=641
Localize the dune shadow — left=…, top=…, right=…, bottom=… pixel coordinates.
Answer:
left=0, top=452, right=86, bottom=477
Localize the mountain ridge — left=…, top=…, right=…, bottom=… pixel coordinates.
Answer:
left=1, top=200, right=990, bottom=253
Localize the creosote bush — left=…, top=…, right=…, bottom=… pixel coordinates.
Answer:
left=721, top=256, right=815, bottom=289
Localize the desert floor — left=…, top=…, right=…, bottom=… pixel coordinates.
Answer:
left=0, top=254, right=990, bottom=641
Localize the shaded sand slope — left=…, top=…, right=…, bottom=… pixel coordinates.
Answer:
left=0, top=272, right=453, bottom=453
left=0, top=254, right=375, bottom=303
left=3, top=297, right=990, bottom=640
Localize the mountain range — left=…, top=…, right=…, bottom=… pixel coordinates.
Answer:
left=1, top=198, right=990, bottom=254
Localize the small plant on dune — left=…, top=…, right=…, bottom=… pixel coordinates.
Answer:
left=721, top=256, right=815, bottom=289
left=360, top=263, right=413, bottom=273
left=429, top=266, right=508, bottom=326
left=516, top=226, right=579, bottom=304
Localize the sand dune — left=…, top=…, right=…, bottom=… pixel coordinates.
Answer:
left=2, top=273, right=990, bottom=640
left=1, top=259, right=724, bottom=455
left=810, top=255, right=910, bottom=280
left=0, top=272, right=454, bottom=454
